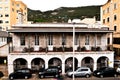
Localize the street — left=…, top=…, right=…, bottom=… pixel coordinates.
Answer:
left=1, top=74, right=120, bottom=80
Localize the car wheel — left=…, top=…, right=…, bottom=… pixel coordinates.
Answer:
left=55, top=74, right=58, bottom=78
left=100, top=75, right=103, bottom=78
left=25, top=76, right=28, bottom=79
left=114, top=74, right=117, bottom=77
left=40, top=75, right=44, bottom=78
left=86, top=74, right=90, bottom=78
left=10, top=76, right=13, bottom=80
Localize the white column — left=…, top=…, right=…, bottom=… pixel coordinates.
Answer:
left=45, top=60, right=48, bottom=69
left=8, top=63, right=14, bottom=75
left=93, top=62, right=97, bottom=71
left=8, top=55, right=14, bottom=74
left=62, top=62, right=65, bottom=74
left=28, top=61, right=31, bottom=69
left=109, top=33, right=113, bottom=45
left=108, top=52, right=114, bottom=67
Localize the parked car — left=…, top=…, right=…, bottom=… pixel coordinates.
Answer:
left=38, top=67, right=61, bottom=78
left=66, top=67, right=92, bottom=78
left=93, top=67, right=118, bottom=78
left=0, top=71, right=4, bottom=78
left=9, top=68, right=32, bottom=80
left=116, top=65, right=120, bottom=74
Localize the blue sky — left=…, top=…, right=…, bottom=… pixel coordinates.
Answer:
left=22, top=0, right=108, bottom=12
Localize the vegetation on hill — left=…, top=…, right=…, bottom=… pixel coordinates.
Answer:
left=28, top=6, right=100, bottom=23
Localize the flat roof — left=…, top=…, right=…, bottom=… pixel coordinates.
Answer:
left=0, top=31, right=8, bottom=37
left=8, top=27, right=113, bottom=33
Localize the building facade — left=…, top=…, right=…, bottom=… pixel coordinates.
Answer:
left=0, top=0, right=27, bottom=31
left=0, top=31, right=9, bottom=76
left=8, top=23, right=114, bottom=74
left=101, top=0, right=120, bottom=58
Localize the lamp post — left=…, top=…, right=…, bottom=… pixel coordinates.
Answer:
left=72, top=23, right=75, bottom=80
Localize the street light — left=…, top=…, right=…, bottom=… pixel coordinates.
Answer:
left=72, top=23, right=75, bottom=80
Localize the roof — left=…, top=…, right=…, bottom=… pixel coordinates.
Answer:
left=8, top=27, right=113, bottom=33
left=0, top=31, right=8, bottom=37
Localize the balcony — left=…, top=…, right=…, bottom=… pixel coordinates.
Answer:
left=9, top=45, right=113, bottom=54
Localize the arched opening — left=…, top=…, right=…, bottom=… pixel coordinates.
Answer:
left=48, top=57, right=62, bottom=72
left=31, top=58, right=45, bottom=73
left=97, top=56, right=109, bottom=69
left=81, top=57, right=94, bottom=71
left=65, top=57, right=78, bottom=72
left=48, top=57, right=62, bottom=66
left=13, top=58, right=28, bottom=71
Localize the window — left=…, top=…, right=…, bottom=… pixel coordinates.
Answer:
left=107, top=17, right=109, bottom=22
left=113, top=38, right=120, bottom=44
left=12, top=2, right=14, bottom=6
left=103, top=19, right=105, bottom=24
left=5, top=0, right=8, bottom=2
left=20, top=36, right=25, bottom=46
left=114, top=3, right=117, bottom=10
left=0, top=27, right=2, bottom=31
left=5, top=21, right=9, bottom=23
left=5, top=14, right=9, bottom=17
left=62, top=33, right=66, bottom=45
left=75, top=35, right=78, bottom=45
left=35, top=35, right=39, bottom=45
left=107, top=7, right=109, bottom=13
left=12, top=8, right=14, bottom=12
left=97, top=34, right=101, bottom=45
left=103, top=10, right=105, bottom=15
left=0, top=20, right=3, bottom=24
left=16, top=4, right=19, bottom=7
left=0, top=14, right=3, bottom=17
left=5, top=7, right=8, bottom=11
left=48, top=34, right=53, bottom=45
left=0, top=7, right=2, bottom=10
left=114, top=15, right=117, bottom=21
left=114, top=26, right=117, bottom=31
left=85, top=35, right=89, bottom=45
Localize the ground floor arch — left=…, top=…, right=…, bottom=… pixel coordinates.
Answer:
left=31, top=58, right=45, bottom=72
left=13, top=58, right=28, bottom=71
left=81, top=57, right=94, bottom=71
left=65, top=57, right=78, bottom=72
left=48, top=57, right=62, bottom=66
left=97, top=56, right=109, bottom=69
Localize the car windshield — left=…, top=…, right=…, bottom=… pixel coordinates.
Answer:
left=99, top=67, right=107, bottom=70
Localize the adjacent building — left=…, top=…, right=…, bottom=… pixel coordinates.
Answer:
left=101, top=0, right=120, bottom=58
left=0, top=0, right=27, bottom=31
left=0, top=31, right=9, bottom=76
left=8, top=23, right=114, bottom=74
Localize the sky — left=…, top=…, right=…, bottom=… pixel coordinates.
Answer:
left=22, top=0, right=108, bottom=12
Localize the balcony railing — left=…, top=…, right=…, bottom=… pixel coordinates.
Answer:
left=9, top=45, right=113, bottom=53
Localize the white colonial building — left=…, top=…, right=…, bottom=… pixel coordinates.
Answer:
left=8, top=23, right=114, bottom=74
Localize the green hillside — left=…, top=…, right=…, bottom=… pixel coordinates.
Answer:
left=28, top=6, right=100, bottom=23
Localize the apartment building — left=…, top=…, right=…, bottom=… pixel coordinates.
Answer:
left=0, top=31, right=9, bottom=76
left=0, top=0, right=27, bottom=31
left=7, top=23, right=114, bottom=74
left=101, top=0, right=120, bottom=58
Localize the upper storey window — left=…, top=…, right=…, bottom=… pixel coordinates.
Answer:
left=62, top=33, right=66, bottom=45
left=114, top=3, right=117, bottom=10
left=0, top=7, right=2, bottom=10
left=103, top=10, right=105, bottom=15
left=20, top=36, right=25, bottom=46
left=48, top=34, right=53, bottom=45
left=35, top=35, right=39, bottom=45
left=114, top=15, right=117, bottom=21
left=85, top=35, right=89, bottom=45
left=107, top=7, right=109, bottom=13
left=16, top=4, right=19, bottom=7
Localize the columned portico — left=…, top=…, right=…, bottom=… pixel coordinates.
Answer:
left=8, top=52, right=114, bottom=74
